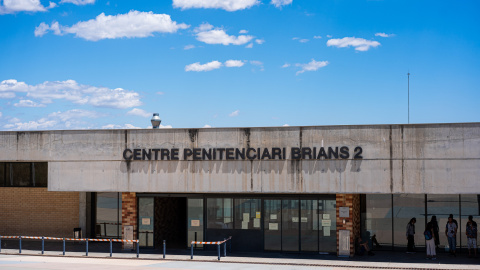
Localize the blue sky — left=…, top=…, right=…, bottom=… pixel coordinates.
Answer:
left=0, top=0, right=479, bottom=130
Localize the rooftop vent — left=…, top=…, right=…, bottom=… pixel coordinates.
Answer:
left=151, top=113, right=161, bottom=129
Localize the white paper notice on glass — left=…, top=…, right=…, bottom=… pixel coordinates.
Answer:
left=292, top=217, right=299, bottom=223
left=224, top=217, right=232, bottom=224
left=301, top=217, right=308, bottom=223
left=323, top=227, right=330, bottom=236
left=142, top=218, right=150, bottom=225
left=322, top=220, right=331, bottom=227
left=243, top=213, right=250, bottom=221
left=242, top=221, right=249, bottom=230
left=270, top=214, right=277, bottom=220
left=323, top=214, right=330, bottom=220
left=253, top=218, right=261, bottom=228
left=269, top=223, right=278, bottom=230
left=191, top=220, right=200, bottom=227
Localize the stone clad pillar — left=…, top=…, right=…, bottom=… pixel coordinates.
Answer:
left=122, top=192, right=137, bottom=248
left=336, top=194, right=361, bottom=257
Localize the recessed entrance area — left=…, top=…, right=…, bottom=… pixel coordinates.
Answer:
left=154, top=197, right=187, bottom=249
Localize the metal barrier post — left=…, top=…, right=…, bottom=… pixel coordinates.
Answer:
left=0, top=236, right=2, bottom=253
left=110, top=239, right=112, bottom=257
left=163, top=240, right=166, bottom=259
left=86, top=239, right=89, bottom=256
left=42, top=237, right=44, bottom=255
left=224, top=238, right=226, bottom=257
left=136, top=241, right=139, bottom=258
left=63, top=238, right=65, bottom=255
left=19, top=236, right=22, bottom=254
left=229, top=237, right=232, bottom=253
left=217, top=244, right=220, bottom=261
left=191, top=243, right=193, bottom=259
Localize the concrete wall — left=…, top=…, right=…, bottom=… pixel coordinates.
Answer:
left=1, top=123, right=479, bottom=194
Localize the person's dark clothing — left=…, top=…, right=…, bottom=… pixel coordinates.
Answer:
left=406, top=222, right=415, bottom=252
left=407, top=235, right=415, bottom=252
left=429, top=220, right=440, bottom=246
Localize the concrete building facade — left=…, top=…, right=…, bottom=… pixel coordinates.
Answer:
left=0, top=123, right=479, bottom=256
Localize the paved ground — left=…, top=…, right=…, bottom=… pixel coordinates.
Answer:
left=1, top=240, right=479, bottom=270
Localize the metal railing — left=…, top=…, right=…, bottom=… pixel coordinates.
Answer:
left=0, top=236, right=140, bottom=258
left=191, top=236, right=232, bottom=261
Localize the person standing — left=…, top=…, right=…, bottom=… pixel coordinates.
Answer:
left=445, top=215, right=458, bottom=257
left=425, top=222, right=436, bottom=260
left=406, top=217, right=416, bottom=253
left=466, top=215, right=478, bottom=258
left=430, top=216, right=440, bottom=247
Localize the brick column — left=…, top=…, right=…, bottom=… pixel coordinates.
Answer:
left=336, top=194, right=361, bottom=257
left=122, top=192, right=137, bottom=247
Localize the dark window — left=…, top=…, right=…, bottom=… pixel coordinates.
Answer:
left=207, top=198, right=233, bottom=229
left=0, top=163, right=5, bottom=187
left=0, top=162, right=47, bottom=187
left=95, top=192, right=122, bottom=238
left=34, top=162, right=48, bottom=187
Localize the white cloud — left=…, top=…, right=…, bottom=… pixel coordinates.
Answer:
left=34, top=22, right=50, bottom=37
left=102, top=123, right=141, bottom=129
left=281, top=63, right=290, bottom=68
left=195, top=23, right=213, bottom=32
left=0, top=112, right=2, bottom=117
left=225, top=60, right=244, bottom=67
left=0, top=0, right=54, bottom=14
left=326, top=35, right=332, bottom=38
left=203, top=124, right=212, bottom=128
left=239, top=29, right=248, bottom=34
left=185, top=61, right=222, bottom=72
left=283, top=124, right=289, bottom=126
left=4, top=109, right=102, bottom=130
left=195, top=23, right=253, bottom=46
left=14, top=99, right=46, bottom=107
left=327, top=37, right=380, bottom=51
left=375, top=32, right=395, bottom=38
left=229, top=110, right=239, bottom=117
left=184, top=44, right=195, bottom=50
left=0, top=92, right=15, bottom=98
left=299, top=39, right=309, bottom=43
left=127, top=108, right=151, bottom=118
left=48, top=109, right=102, bottom=122
left=292, top=37, right=299, bottom=40
left=157, top=91, right=165, bottom=95
left=313, top=35, right=321, bottom=39
left=255, top=39, right=265, bottom=44
left=250, top=60, right=264, bottom=71
left=60, top=0, right=95, bottom=5
left=173, top=0, right=259, bottom=11
left=245, top=43, right=253, bottom=48
left=295, top=59, right=328, bottom=75
left=0, top=79, right=142, bottom=109
left=36, top=11, right=189, bottom=41
left=271, top=0, right=292, bottom=8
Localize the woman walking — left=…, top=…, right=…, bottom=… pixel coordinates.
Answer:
left=406, top=217, right=416, bottom=253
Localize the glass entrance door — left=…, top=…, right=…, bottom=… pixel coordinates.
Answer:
left=264, top=199, right=281, bottom=251
left=187, top=198, right=204, bottom=248
left=301, top=199, right=318, bottom=252
left=138, top=197, right=154, bottom=247
left=282, top=199, right=300, bottom=251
